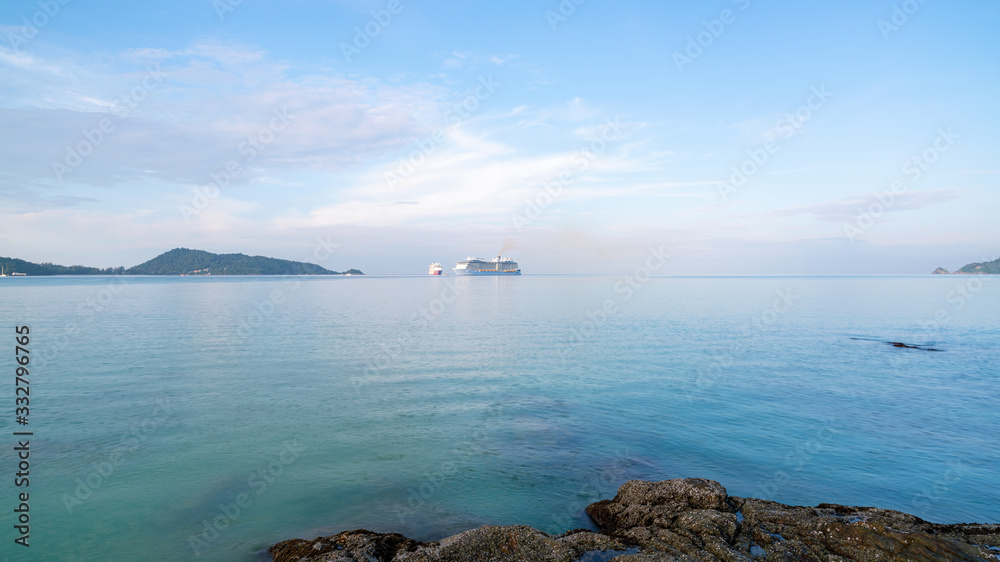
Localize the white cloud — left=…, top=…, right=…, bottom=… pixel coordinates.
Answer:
left=0, top=42, right=450, bottom=203
left=489, top=54, right=518, bottom=66
left=440, top=51, right=518, bottom=70
left=764, top=189, right=963, bottom=223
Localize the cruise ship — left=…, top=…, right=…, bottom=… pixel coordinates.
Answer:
left=453, top=256, right=521, bottom=276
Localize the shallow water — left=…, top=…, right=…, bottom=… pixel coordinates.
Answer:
left=0, top=274, right=997, bottom=561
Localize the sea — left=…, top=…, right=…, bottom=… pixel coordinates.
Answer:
left=0, top=274, right=997, bottom=561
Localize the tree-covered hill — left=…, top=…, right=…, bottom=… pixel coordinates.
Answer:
left=124, top=248, right=361, bottom=275
left=954, top=256, right=1000, bottom=274
left=1, top=249, right=362, bottom=276
left=0, top=257, right=125, bottom=276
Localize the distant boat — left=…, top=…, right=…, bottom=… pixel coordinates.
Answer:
left=11, top=272, right=26, bottom=276
left=453, top=256, right=521, bottom=276
left=429, top=263, right=443, bottom=276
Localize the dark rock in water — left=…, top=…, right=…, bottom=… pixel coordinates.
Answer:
left=850, top=337, right=943, bottom=352
left=270, top=529, right=420, bottom=561
left=270, top=525, right=630, bottom=562
left=270, top=478, right=999, bottom=561
left=732, top=498, right=999, bottom=561
left=886, top=341, right=943, bottom=352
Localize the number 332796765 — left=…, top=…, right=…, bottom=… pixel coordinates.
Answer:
left=15, top=326, right=30, bottom=413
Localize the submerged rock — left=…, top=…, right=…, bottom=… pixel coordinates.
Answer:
left=270, top=478, right=1000, bottom=561
left=849, top=337, right=944, bottom=352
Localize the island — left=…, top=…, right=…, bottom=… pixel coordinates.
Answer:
left=932, top=256, right=1000, bottom=275
left=126, top=248, right=363, bottom=276
left=270, top=478, right=1000, bottom=562
left=0, top=248, right=362, bottom=276
left=0, top=258, right=125, bottom=276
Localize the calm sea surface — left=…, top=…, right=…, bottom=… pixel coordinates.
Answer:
left=1, top=275, right=997, bottom=561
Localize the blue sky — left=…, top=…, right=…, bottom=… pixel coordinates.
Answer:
left=1, top=0, right=997, bottom=274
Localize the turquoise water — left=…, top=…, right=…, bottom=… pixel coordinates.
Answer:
left=1, top=275, right=998, bottom=561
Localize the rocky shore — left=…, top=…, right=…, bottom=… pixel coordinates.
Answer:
left=270, top=478, right=1000, bottom=561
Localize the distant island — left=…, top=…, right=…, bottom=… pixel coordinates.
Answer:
left=0, top=259, right=125, bottom=276
left=0, top=248, right=363, bottom=276
left=932, top=255, right=1000, bottom=275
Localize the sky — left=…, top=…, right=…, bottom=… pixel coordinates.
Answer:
left=0, top=0, right=997, bottom=274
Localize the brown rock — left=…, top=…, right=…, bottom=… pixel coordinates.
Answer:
left=268, top=529, right=420, bottom=562
left=270, top=478, right=1000, bottom=562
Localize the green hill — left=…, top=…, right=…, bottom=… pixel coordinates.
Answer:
left=1, top=249, right=362, bottom=276
left=954, top=256, right=1000, bottom=274
left=124, top=248, right=361, bottom=276
left=0, top=257, right=124, bottom=276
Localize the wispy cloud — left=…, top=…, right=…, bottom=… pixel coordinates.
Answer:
left=441, top=50, right=518, bottom=70
left=770, top=166, right=820, bottom=176
left=0, top=42, right=451, bottom=207
left=762, top=189, right=962, bottom=223
left=271, top=114, right=655, bottom=230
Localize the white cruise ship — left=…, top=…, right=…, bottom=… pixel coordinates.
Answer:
left=453, top=256, right=521, bottom=276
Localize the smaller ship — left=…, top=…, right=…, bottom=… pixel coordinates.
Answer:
left=429, top=263, right=443, bottom=276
